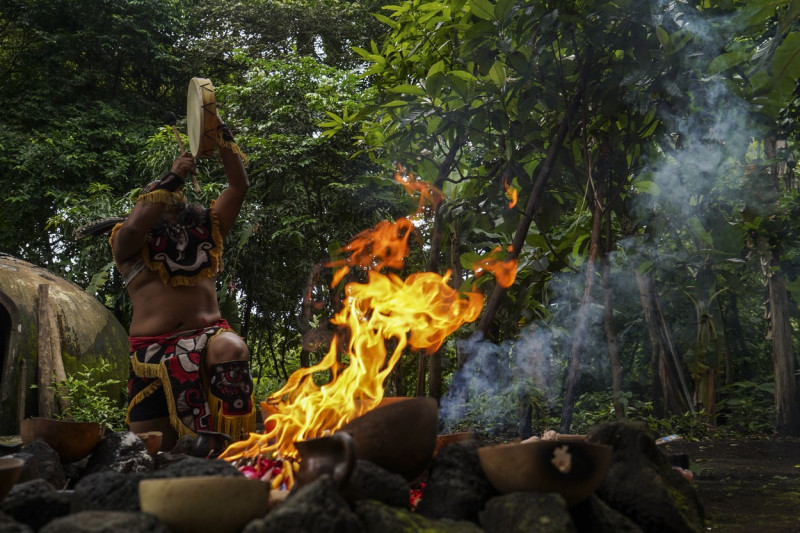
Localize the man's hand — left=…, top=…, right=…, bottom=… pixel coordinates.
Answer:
left=170, top=152, right=197, bottom=180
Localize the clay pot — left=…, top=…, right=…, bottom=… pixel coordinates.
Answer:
left=434, top=430, right=475, bottom=456
left=0, top=457, right=24, bottom=503
left=138, top=476, right=271, bottom=533
left=294, top=431, right=356, bottom=490
left=20, top=418, right=102, bottom=463
left=477, top=439, right=612, bottom=505
left=195, top=431, right=233, bottom=459
left=136, top=431, right=163, bottom=455
left=340, top=397, right=437, bottom=481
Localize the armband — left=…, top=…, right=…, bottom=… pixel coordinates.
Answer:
left=136, top=171, right=186, bottom=205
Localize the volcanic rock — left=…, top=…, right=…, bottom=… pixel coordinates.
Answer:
left=82, top=432, right=153, bottom=476
left=356, top=499, right=482, bottom=533
left=587, top=421, right=704, bottom=533
left=0, top=479, right=72, bottom=530
left=39, top=510, right=171, bottom=533
left=480, top=492, right=576, bottom=533
left=71, top=471, right=145, bottom=512
left=0, top=511, right=33, bottom=533
left=416, top=440, right=498, bottom=523
left=346, top=460, right=409, bottom=508
left=569, top=495, right=644, bottom=532
left=243, top=475, right=363, bottom=533
left=15, top=439, right=67, bottom=488
left=147, top=455, right=243, bottom=479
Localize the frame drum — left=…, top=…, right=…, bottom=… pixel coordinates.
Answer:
left=187, top=77, right=219, bottom=159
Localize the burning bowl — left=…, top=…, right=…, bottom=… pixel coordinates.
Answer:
left=20, top=417, right=103, bottom=463
left=0, top=457, right=24, bottom=503
left=340, top=396, right=438, bottom=481
left=139, top=476, right=271, bottom=533
left=478, top=439, right=612, bottom=505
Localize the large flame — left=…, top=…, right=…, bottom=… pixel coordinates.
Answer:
left=220, top=180, right=484, bottom=474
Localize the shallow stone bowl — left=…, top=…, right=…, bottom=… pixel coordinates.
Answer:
left=478, top=439, right=612, bottom=505
left=139, top=475, right=271, bottom=533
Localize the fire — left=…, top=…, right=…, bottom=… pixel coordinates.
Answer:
left=394, top=164, right=444, bottom=214
left=220, top=175, right=486, bottom=486
left=504, top=180, right=518, bottom=209
left=472, top=245, right=518, bottom=288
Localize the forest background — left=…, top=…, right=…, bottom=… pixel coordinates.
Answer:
left=2, top=0, right=800, bottom=439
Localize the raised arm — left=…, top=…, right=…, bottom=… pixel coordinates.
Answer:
left=112, top=153, right=195, bottom=263
left=212, top=122, right=250, bottom=237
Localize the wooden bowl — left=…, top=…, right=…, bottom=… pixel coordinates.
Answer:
left=20, top=418, right=103, bottom=463
left=0, top=457, right=24, bottom=503
left=136, top=431, right=163, bottom=455
left=340, top=397, right=438, bottom=481
left=478, top=440, right=612, bottom=505
left=139, top=476, right=271, bottom=533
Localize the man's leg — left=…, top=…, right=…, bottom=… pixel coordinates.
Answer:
left=205, top=331, right=255, bottom=439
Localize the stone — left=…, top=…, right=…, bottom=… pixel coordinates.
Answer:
left=345, top=460, right=409, bottom=508
left=0, top=510, right=33, bottom=533
left=587, top=421, right=705, bottom=533
left=355, top=499, right=482, bottom=533
left=71, top=471, right=145, bottom=512
left=82, top=433, right=153, bottom=476
left=243, top=475, right=363, bottom=533
left=0, top=479, right=72, bottom=530
left=39, top=510, right=171, bottom=533
left=480, top=492, right=577, bottom=533
left=569, top=495, right=644, bottom=533
left=416, top=440, right=498, bottom=523
left=16, top=439, right=67, bottom=489
left=147, top=456, right=243, bottom=479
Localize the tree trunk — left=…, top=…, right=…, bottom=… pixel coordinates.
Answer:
left=558, top=177, right=604, bottom=434
left=479, top=94, right=581, bottom=337
left=602, top=231, right=624, bottom=420
left=765, top=250, right=800, bottom=435
left=634, top=270, right=693, bottom=415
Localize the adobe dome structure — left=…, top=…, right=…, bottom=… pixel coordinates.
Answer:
left=0, top=254, right=128, bottom=434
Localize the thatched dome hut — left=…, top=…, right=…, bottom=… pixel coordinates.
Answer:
left=0, top=254, right=128, bottom=434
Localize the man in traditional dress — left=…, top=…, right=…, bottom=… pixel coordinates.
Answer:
left=109, top=121, right=255, bottom=451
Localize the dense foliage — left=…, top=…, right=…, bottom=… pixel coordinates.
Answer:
left=2, top=0, right=799, bottom=437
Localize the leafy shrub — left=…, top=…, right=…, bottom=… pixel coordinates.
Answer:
left=52, top=359, right=127, bottom=432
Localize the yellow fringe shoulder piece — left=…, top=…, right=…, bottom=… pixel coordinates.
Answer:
left=136, top=189, right=186, bottom=206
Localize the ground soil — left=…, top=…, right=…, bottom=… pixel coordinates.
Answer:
left=661, top=435, right=800, bottom=532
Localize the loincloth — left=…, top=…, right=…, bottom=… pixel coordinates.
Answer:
left=127, top=319, right=255, bottom=440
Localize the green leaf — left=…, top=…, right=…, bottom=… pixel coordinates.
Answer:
left=488, top=61, right=506, bottom=86
left=655, top=25, right=669, bottom=47
left=769, top=32, right=800, bottom=98
left=632, top=180, right=661, bottom=196
left=388, top=84, right=426, bottom=96
left=707, top=50, right=751, bottom=76
left=469, top=0, right=495, bottom=21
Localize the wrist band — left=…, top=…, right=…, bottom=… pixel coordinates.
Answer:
left=216, top=123, right=249, bottom=165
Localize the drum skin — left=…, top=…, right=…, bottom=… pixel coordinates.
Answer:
left=187, top=77, right=220, bottom=159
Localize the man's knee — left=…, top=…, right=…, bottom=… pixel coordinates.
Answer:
left=206, top=331, right=249, bottom=367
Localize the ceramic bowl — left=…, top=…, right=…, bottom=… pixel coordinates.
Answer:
left=136, top=431, right=163, bottom=455
left=20, top=417, right=103, bottom=463
left=0, top=457, right=24, bottom=503
left=340, top=397, right=438, bottom=481
left=139, top=476, right=271, bottom=533
left=478, top=439, right=612, bottom=505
